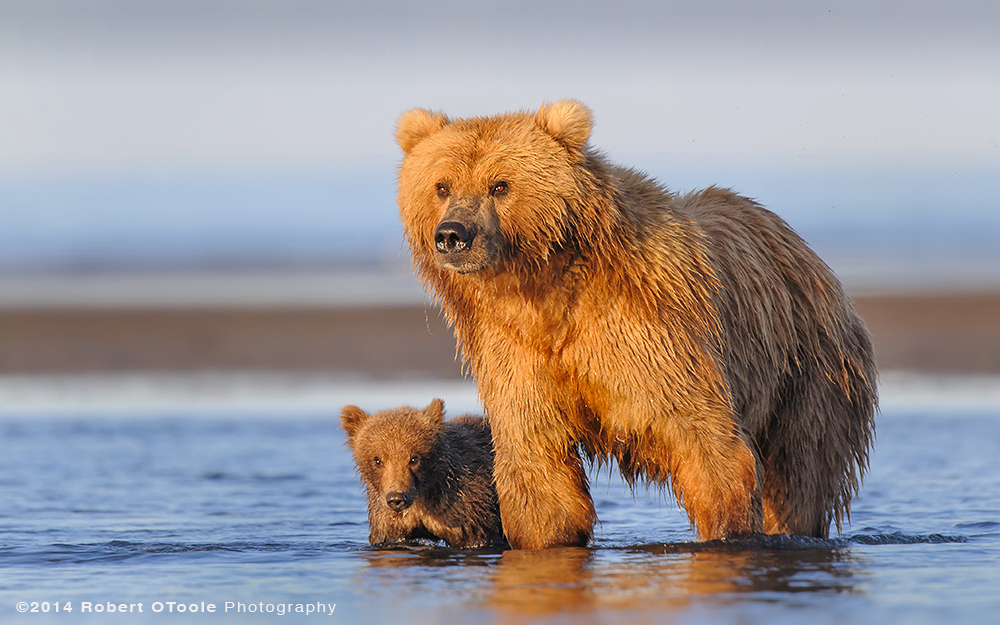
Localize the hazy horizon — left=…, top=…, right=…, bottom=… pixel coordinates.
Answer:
left=1, top=0, right=998, bottom=287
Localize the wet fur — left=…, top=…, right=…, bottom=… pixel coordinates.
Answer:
left=340, top=399, right=506, bottom=549
left=394, top=101, right=878, bottom=549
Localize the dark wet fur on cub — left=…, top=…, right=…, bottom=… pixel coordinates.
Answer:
left=340, top=399, right=506, bottom=549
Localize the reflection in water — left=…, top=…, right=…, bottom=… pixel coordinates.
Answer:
left=357, top=536, right=865, bottom=618
left=487, top=547, right=596, bottom=614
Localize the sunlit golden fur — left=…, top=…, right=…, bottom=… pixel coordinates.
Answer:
left=395, top=101, right=877, bottom=549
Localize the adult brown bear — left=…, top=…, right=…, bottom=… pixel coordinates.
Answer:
left=395, top=100, right=877, bottom=549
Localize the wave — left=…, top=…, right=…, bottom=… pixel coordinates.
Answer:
left=843, top=531, right=969, bottom=545
left=0, top=539, right=366, bottom=566
left=619, top=530, right=971, bottom=554
left=0, top=528, right=979, bottom=568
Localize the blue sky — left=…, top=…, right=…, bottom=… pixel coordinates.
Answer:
left=2, top=0, right=997, bottom=175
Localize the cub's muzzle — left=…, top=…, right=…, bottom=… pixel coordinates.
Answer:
left=385, top=491, right=410, bottom=512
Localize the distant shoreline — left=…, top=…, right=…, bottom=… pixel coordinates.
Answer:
left=852, top=292, right=1000, bottom=374
left=3, top=265, right=1000, bottom=309
left=0, top=292, right=997, bottom=375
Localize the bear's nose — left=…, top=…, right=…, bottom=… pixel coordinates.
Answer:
left=434, top=221, right=474, bottom=254
left=385, top=491, right=408, bottom=511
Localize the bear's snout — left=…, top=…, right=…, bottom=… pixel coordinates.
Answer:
left=385, top=491, right=410, bottom=512
left=434, top=221, right=475, bottom=254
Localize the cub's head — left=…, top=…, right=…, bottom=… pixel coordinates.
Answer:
left=340, top=399, right=446, bottom=513
left=395, top=100, right=594, bottom=274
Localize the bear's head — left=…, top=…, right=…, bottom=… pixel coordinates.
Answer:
left=340, top=399, right=446, bottom=513
left=395, top=100, right=594, bottom=274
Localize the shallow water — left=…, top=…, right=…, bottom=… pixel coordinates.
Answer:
left=1, top=375, right=998, bottom=624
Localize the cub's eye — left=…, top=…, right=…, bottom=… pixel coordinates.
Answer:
left=435, top=183, right=450, bottom=198
left=490, top=181, right=509, bottom=197
left=408, top=456, right=420, bottom=467
left=373, top=457, right=382, bottom=467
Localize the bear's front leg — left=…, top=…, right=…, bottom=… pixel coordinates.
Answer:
left=489, top=408, right=596, bottom=549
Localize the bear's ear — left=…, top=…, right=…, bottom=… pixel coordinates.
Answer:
left=339, top=405, right=369, bottom=439
left=395, top=108, right=449, bottom=154
left=425, top=398, right=445, bottom=425
left=535, top=100, right=593, bottom=152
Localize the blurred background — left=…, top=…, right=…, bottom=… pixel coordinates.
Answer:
left=3, top=7, right=999, bottom=619
left=1, top=0, right=998, bottom=382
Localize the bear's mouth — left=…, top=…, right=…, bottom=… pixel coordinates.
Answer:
left=438, top=255, right=491, bottom=274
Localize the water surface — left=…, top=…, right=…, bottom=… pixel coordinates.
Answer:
left=0, top=375, right=998, bottom=623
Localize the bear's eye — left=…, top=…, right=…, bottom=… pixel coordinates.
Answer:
left=408, top=456, right=420, bottom=467
left=373, top=456, right=382, bottom=468
left=490, top=181, right=509, bottom=197
left=435, top=183, right=450, bottom=198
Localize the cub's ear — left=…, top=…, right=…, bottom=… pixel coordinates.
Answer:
left=339, top=405, right=369, bottom=439
left=424, top=398, right=445, bottom=425
left=395, top=108, right=449, bottom=154
left=535, top=100, right=593, bottom=152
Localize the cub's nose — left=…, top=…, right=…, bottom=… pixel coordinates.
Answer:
left=385, top=491, right=408, bottom=511
left=434, top=221, right=474, bottom=254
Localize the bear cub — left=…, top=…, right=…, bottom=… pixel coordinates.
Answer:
left=340, top=398, right=506, bottom=549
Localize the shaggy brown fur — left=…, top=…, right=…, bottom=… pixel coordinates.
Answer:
left=340, top=399, right=506, bottom=549
left=394, top=101, right=878, bottom=549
